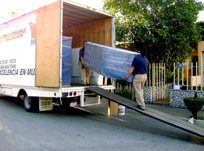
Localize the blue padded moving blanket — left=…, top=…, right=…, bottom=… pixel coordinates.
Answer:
left=84, top=42, right=139, bottom=82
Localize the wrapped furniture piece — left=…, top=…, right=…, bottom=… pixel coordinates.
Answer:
left=62, top=36, right=72, bottom=87
left=84, top=42, right=139, bottom=82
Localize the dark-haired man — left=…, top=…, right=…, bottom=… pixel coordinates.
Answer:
left=125, top=50, right=149, bottom=110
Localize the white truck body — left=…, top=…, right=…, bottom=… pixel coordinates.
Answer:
left=0, top=0, right=115, bottom=111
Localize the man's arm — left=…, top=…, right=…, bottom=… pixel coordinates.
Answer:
left=125, top=66, right=134, bottom=80
left=80, top=56, right=85, bottom=68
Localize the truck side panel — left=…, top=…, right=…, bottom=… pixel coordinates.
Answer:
left=0, top=12, right=36, bottom=87
left=35, top=1, right=61, bottom=88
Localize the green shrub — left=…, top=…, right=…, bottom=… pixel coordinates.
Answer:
left=115, top=88, right=133, bottom=100
left=165, top=70, right=173, bottom=83
left=184, top=97, right=204, bottom=119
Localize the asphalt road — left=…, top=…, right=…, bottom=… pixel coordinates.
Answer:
left=0, top=96, right=203, bottom=151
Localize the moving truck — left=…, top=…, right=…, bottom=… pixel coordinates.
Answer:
left=0, top=0, right=115, bottom=111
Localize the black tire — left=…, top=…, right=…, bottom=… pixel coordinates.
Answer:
left=23, top=95, right=39, bottom=112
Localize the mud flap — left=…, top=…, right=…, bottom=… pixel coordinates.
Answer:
left=39, top=97, right=53, bottom=111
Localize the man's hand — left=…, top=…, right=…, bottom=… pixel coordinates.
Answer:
left=125, top=66, right=134, bottom=81
left=82, top=63, right=85, bottom=69
left=80, top=56, right=85, bottom=69
left=125, top=75, right=129, bottom=81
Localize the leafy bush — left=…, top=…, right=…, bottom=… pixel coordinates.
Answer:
left=115, top=88, right=133, bottom=100
left=184, top=97, right=204, bottom=119
left=165, top=70, right=173, bottom=83
left=116, top=80, right=128, bottom=88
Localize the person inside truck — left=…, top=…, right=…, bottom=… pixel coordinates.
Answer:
left=79, top=41, right=90, bottom=86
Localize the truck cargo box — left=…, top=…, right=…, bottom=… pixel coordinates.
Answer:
left=35, top=0, right=115, bottom=88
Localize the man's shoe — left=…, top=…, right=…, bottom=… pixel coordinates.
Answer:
left=137, top=105, right=145, bottom=110
left=82, top=84, right=86, bottom=86
left=86, top=84, right=90, bottom=86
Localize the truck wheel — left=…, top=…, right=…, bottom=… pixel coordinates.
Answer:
left=23, top=95, right=39, bottom=112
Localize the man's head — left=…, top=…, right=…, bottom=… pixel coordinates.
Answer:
left=140, top=49, right=147, bottom=56
left=83, top=41, right=87, bottom=47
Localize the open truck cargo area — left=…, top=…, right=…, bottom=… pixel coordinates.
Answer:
left=0, top=0, right=115, bottom=112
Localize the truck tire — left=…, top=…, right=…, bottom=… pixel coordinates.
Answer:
left=23, top=95, right=39, bottom=112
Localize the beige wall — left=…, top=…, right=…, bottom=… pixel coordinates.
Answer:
left=198, top=41, right=204, bottom=83
left=189, top=76, right=201, bottom=86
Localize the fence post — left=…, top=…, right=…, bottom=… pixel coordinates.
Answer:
left=152, top=63, right=155, bottom=102
left=177, top=64, right=179, bottom=85
left=191, top=62, right=193, bottom=90
left=196, top=62, right=198, bottom=91
left=161, top=63, right=163, bottom=99
left=187, top=62, right=189, bottom=90
left=164, top=63, right=166, bottom=100
left=201, top=62, right=203, bottom=90
left=159, top=63, right=161, bottom=100
left=174, top=63, right=175, bottom=88
left=156, top=63, right=158, bottom=101
left=149, top=63, right=151, bottom=86
left=117, top=82, right=119, bottom=90
left=182, top=66, right=184, bottom=86
left=161, top=63, right=164, bottom=99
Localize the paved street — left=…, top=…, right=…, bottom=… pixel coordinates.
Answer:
left=0, top=96, right=203, bottom=151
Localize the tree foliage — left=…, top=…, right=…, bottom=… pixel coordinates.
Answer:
left=104, top=0, right=203, bottom=68
left=197, top=21, right=204, bottom=41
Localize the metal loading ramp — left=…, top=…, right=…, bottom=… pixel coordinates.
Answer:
left=86, top=87, right=204, bottom=138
